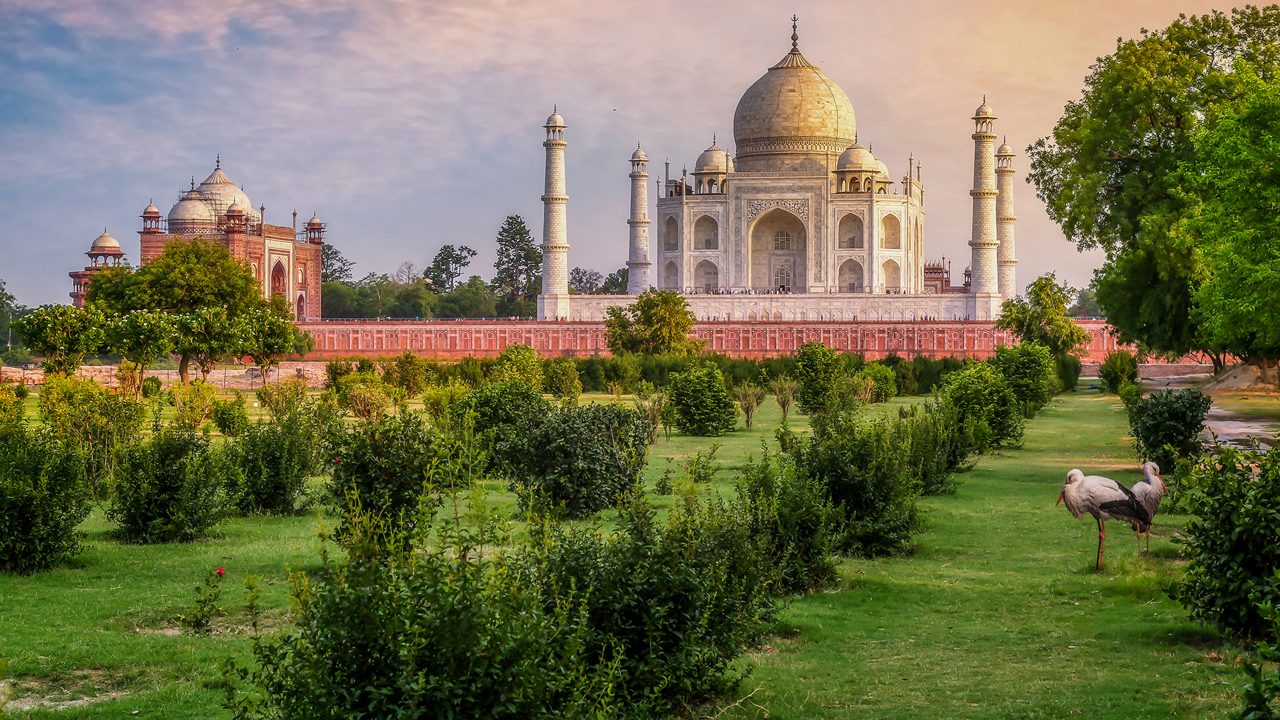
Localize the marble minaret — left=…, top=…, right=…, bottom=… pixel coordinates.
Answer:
left=996, top=138, right=1018, bottom=300
left=626, top=144, right=651, bottom=294
left=538, top=107, right=571, bottom=320
left=968, top=98, right=1000, bottom=317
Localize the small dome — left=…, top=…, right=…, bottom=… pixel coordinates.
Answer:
left=631, top=145, right=648, bottom=162
left=226, top=200, right=244, bottom=216
left=875, top=159, right=890, bottom=178
left=90, top=228, right=121, bottom=252
left=142, top=201, right=160, bottom=216
left=996, top=139, right=1014, bottom=157
left=168, top=189, right=215, bottom=226
left=973, top=99, right=996, bottom=119
left=836, top=143, right=877, bottom=172
left=197, top=161, right=259, bottom=221
left=307, top=212, right=323, bottom=226
left=694, top=142, right=728, bottom=173
left=545, top=108, right=565, bottom=128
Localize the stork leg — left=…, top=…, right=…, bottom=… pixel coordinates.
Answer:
left=1144, top=526, right=1151, bottom=559
left=1095, top=517, right=1105, bottom=571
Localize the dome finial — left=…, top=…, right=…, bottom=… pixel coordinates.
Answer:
left=215, top=153, right=221, bottom=169
left=190, top=177, right=196, bottom=190
left=712, top=132, right=716, bottom=145
left=791, top=14, right=799, bottom=51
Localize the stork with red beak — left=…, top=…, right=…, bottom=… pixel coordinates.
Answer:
left=1057, top=469, right=1150, bottom=571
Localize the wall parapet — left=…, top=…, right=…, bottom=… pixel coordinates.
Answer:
left=296, top=318, right=1188, bottom=364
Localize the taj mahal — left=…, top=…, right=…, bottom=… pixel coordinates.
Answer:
left=537, top=20, right=1018, bottom=324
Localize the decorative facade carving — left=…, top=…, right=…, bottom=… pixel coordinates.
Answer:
left=746, top=198, right=810, bottom=223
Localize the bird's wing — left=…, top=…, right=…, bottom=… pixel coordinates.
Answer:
left=1099, top=480, right=1151, bottom=528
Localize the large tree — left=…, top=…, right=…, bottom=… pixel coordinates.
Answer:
left=568, top=267, right=603, bottom=295
left=436, top=275, right=497, bottom=319
left=424, top=244, right=477, bottom=292
left=1027, top=7, right=1280, bottom=356
left=604, top=289, right=698, bottom=356
left=600, top=267, right=629, bottom=295
left=322, top=243, right=355, bottom=283
left=106, top=310, right=177, bottom=396
left=1186, top=69, right=1280, bottom=376
left=13, top=305, right=106, bottom=375
left=87, top=239, right=265, bottom=380
left=996, top=273, right=1090, bottom=359
left=492, top=215, right=541, bottom=313
left=241, top=304, right=314, bottom=383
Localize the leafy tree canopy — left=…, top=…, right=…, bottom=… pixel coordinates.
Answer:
left=604, top=289, right=698, bottom=356
left=13, top=305, right=106, bottom=375
left=492, top=215, right=541, bottom=303
left=424, top=244, right=476, bottom=293
left=995, top=273, right=1091, bottom=358
left=87, top=239, right=263, bottom=319
left=568, top=267, right=603, bottom=295
left=601, top=267, right=629, bottom=295
left=1027, top=7, right=1280, bottom=355
left=322, top=243, right=355, bottom=283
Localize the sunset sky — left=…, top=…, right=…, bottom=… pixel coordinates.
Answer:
left=0, top=0, right=1237, bottom=307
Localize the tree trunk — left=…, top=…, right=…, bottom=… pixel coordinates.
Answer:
left=178, top=353, right=191, bottom=384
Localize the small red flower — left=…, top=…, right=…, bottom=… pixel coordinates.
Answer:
left=334, top=456, right=341, bottom=464
left=216, top=567, right=225, bottom=576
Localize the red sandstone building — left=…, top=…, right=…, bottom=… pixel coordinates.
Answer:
left=69, top=159, right=325, bottom=319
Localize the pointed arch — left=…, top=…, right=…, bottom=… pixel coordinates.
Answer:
left=271, top=261, right=287, bottom=297
left=880, top=214, right=901, bottom=249
left=838, top=213, right=864, bottom=249
left=838, top=259, right=864, bottom=293
left=694, top=215, right=719, bottom=250
left=882, top=259, right=901, bottom=292
left=694, top=260, right=718, bottom=292
left=663, top=260, right=679, bottom=290
left=663, top=216, right=679, bottom=251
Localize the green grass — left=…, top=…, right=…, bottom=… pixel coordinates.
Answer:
left=0, top=389, right=1255, bottom=718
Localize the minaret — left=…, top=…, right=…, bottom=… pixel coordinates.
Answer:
left=995, top=138, right=1018, bottom=300
left=626, top=144, right=651, bottom=294
left=968, top=98, right=1000, bottom=317
left=538, top=107, right=571, bottom=320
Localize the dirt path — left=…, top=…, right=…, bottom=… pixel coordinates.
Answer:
left=1203, top=404, right=1278, bottom=448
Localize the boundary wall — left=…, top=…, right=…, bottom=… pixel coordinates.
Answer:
left=297, top=318, right=1180, bottom=364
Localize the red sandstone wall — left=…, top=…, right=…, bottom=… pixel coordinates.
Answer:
left=297, top=318, right=1190, bottom=364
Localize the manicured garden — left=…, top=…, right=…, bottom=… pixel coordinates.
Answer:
left=0, top=377, right=1264, bottom=719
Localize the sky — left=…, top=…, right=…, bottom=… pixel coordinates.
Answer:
left=0, top=0, right=1240, bottom=308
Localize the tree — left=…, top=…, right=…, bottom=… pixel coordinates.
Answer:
left=424, top=244, right=476, bottom=293
left=568, top=267, right=603, bottom=295
left=241, top=305, right=313, bottom=383
left=437, top=276, right=498, bottom=319
left=0, top=277, right=24, bottom=356
left=1186, top=69, right=1280, bottom=375
left=12, top=305, right=105, bottom=375
left=176, top=307, right=244, bottom=381
left=86, top=240, right=265, bottom=381
left=1026, top=7, right=1280, bottom=356
left=492, top=215, right=541, bottom=308
left=601, top=268, right=629, bottom=295
left=322, top=243, right=355, bottom=283
left=996, top=273, right=1091, bottom=359
left=106, top=310, right=177, bottom=397
left=1069, top=284, right=1103, bottom=318
left=603, top=289, right=698, bottom=356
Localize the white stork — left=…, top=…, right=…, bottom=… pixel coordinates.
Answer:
left=1057, top=469, right=1150, bottom=571
left=1128, top=461, right=1166, bottom=558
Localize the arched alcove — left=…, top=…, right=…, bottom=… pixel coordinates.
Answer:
left=663, top=260, right=679, bottom=290
left=882, top=259, right=901, bottom=292
left=838, top=259, right=864, bottom=293
left=749, top=208, right=806, bottom=293
left=838, top=214, right=864, bottom=249
left=694, top=215, right=719, bottom=250
left=881, top=214, right=901, bottom=249
left=663, top=217, right=679, bottom=251
left=694, top=260, right=718, bottom=292
left=271, top=261, right=287, bottom=297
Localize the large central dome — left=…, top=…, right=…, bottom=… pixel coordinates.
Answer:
left=732, top=37, right=856, bottom=174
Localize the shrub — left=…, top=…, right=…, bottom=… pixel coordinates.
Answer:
left=683, top=443, right=721, bottom=484
left=734, top=383, right=764, bottom=428
left=109, top=429, right=227, bottom=543
left=1128, top=388, right=1211, bottom=471
left=381, top=351, right=428, bottom=398
left=0, top=385, right=22, bottom=430
left=453, top=378, right=551, bottom=435
left=519, top=492, right=777, bottom=717
left=898, top=401, right=971, bottom=496
left=770, top=375, right=797, bottom=422
left=504, top=404, right=649, bottom=519
left=542, top=357, right=582, bottom=402
left=1056, top=354, right=1082, bottom=392
left=1099, top=349, right=1139, bottom=393
left=0, top=423, right=89, bottom=573
left=830, top=373, right=874, bottom=409
left=256, top=377, right=310, bottom=421
left=667, top=362, right=737, bottom=436
left=223, top=507, right=617, bottom=719
left=1118, top=381, right=1144, bottom=424
left=736, top=449, right=838, bottom=593
left=335, top=372, right=391, bottom=420
left=789, top=410, right=923, bottom=557
left=323, top=360, right=354, bottom=389
left=794, top=342, right=840, bottom=414
left=226, top=419, right=313, bottom=515
left=855, top=363, right=897, bottom=403
left=940, top=362, right=1024, bottom=450
left=1177, top=445, right=1280, bottom=642
left=991, top=343, right=1059, bottom=417
left=38, top=375, right=144, bottom=497
left=170, top=380, right=217, bottom=432
left=633, top=387, right=666, bottom=445
left=141, top=375, right=162, bottom=398
left=892, top=360, right=919, bottom=395
left=328, top=413, right=483, bottom=544
left=491, top=344, right=543, bottom=391
left=212, top=393, right=251, bottom=437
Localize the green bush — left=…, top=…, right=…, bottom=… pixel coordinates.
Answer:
left=328, top=413, right=483, bottom=544
left=1118, top=381, right=1144, bottom=424
left=491, top=344, right=543, bottom=391
left=335, top=372, right=391, bottom=420
left=503, top=403, right=649, bottom=519
left=667, top=362, right=737, bottom=436
left=900, top=401, right=974, bottom=496
left=170, top=380, right=217, bottom=431
left=519, top=492, right=777, bottom=717
left=224, top=507, right=617, bottom=719
left=789, top=410, right=923, bottom=557
left=108, top=429, right=228, bottom=543
left=212, top=393, right=250, bottom=437
left=141, top=376, right=162, bottom=398
left=855, top=363, right=897, bottom=403
left=381, top=351, right=428, bottom=398
left=453, top=378, right=551, bottom=435
left=38, top=376, right=144, bottom=497
left=1056, top=354, right=1082, bottom=392
left=1177, top=445, right=1280, bottom=642
left=794, top=342, right=840, bottom=414
left=1099, top=349, right=1139, bottom=393
left=736, top=450, right=838, bottom=594
left=323, top=360, right=353, bottom=389
left=0, top=385, right=22, bottom=429
left=542, top=357, right=582, bottom=402
left=1128, top=388, right=1211, bottom=471
left=892, top=359, right=919, bottom=395
left=991, top=343, right=1059, bottom=417
left=940, top=362, right=1024, bottom=450
left=0, top=422, right=89, bottom=573
left=226, top=419, right=314, bottom=515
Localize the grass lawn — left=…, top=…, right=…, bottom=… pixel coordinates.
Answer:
left=0, top=388, right=1252, bottom=718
